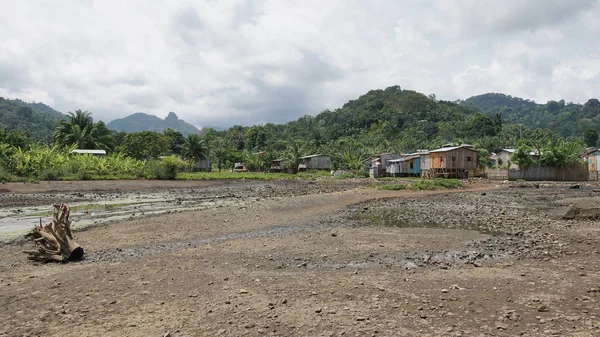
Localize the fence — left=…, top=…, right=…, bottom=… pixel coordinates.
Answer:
left=486, top=165, right=589, bottom=181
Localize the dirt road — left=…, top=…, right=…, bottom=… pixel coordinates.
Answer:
left=0, top=180, right=598, bottom=336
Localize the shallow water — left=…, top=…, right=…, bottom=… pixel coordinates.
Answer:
left=0, top=197, right=239, bottom=241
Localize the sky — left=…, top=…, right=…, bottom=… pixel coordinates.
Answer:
left=1, top=0, right=599, bottom=128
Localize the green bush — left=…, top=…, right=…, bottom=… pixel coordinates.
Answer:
left=0, top=166, right=15, bottom=182
left=335, top=173, right=356, bottom=179
left=146, top=156, right=188, bottom=180
left=377, top=183, right=407, bottom=190
left=376, top=179, right=463, bottom=191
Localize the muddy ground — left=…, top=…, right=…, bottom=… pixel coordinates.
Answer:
left=0, top=180, right=599, bottom=336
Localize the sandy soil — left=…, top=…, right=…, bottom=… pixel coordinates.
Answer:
left=0, top=180, right=598, bottom=336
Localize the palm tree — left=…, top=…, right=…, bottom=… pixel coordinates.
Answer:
left=53, top=110, right=115, bottom=150
left=284, top=140, right=305, bottom=173
left=182, top=134, right=208, bottom=163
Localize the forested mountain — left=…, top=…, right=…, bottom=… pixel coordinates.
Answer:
left=461, top=93, right=600, bottom=138
left=0, top=97, right=66, bottom=140
left=203, top=85, right=504, bottom=155
left=107, top=112, right=199, bottom=135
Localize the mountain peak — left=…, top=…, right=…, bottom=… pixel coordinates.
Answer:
left=107, top=112, right=199, bottom=135
left=165, top=112, right=178, bottom=121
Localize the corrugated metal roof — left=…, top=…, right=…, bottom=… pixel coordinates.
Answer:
left=429, top=146, right=477, bottom=153
left=72, top=149, right=106, bottom=155
left=399, top=154, right=420, bottom=161
left=500, top=149, right=539, bottom=156
left=300, top=154, right=327, bottom=159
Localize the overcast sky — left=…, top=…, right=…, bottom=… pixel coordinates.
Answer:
left=1, top=0, right=599, bottom=128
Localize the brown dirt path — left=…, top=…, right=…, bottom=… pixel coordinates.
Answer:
left=4, top=183, right=598, bottom=337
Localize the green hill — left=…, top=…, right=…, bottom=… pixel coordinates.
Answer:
left=461, top=93, right=599, bottom=138
left=0, top=97, right=66, bottom=140
left=107, top=112, right=199, bottom=136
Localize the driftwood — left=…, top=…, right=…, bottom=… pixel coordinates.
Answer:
left=23, top=203, right=84, bottom=262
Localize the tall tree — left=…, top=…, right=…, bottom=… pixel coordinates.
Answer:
left=53, top=110, right=115, bottom=150
left=583, top=129, right=599, bottom=147
left=182, top=134, right=208, bottom=162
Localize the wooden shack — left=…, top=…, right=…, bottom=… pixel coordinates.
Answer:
left=365, top=153, right=401, bottom=176
left=299, top=154, right=332, bottom=170
left=587, top=148, right=599, bottom=172
left=428, top=146, right=477, bottom=178
left=193, top=159, right=211, bottom=172
left=270, top=159, right=288, bottom=172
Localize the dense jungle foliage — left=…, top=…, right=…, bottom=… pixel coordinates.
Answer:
left=0, top=97, right=65, bottom=140
left=461, top=93, right=600, bottom=139
left=0, top=86, right=595, bottom=181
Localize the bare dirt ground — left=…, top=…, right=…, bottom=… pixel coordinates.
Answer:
left=0, top=180, right=599, bottom=337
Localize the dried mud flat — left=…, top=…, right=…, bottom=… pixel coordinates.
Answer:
left=0, top=180, right=599, bottom=337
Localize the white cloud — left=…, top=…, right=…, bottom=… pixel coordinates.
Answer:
left=0, top=0, right=598, bottom=127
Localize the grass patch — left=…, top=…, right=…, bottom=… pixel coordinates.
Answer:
left=377, top=183, right=407, bottom=190
left=335, top=173, right=357, bottom=179
left=177, top=170, right=334, bottom=181
left=377, top=179, right=463, bottom=191
left=376, top=177, right=415, bottom=181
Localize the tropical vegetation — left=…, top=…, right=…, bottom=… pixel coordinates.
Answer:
left=0, top=85, right=597, bottom=181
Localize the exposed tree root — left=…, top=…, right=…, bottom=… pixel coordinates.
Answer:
left=23, top=203, right=84, bottom=262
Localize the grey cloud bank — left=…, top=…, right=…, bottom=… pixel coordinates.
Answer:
left=0, top=0, right=598, bottom=128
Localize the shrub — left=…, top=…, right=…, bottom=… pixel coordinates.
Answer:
left=378, top=183, right=407, bottom=190
left=146, top=156, right=188, bottom=180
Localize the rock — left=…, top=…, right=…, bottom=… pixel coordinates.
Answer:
left=537, top=304, right=550, bottom=312
left=315, top=308, right=322, bottom=313
left=239, top=289, right=249, bottom=294
left=356, top=316, right=367, bottom=321
left=496, top=323, right=508, bottom=330
left=441, top=289, right=449, bottom=293
left=331, top=233, right=337, bottom=237
left=244, top=323, right=256, bottom=329
left=473, top=261, right=482, bottom=268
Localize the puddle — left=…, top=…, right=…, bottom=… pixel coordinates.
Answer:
left=0, top=197, right=241, bottom=241
left=351, top=208, right=503, bottom=235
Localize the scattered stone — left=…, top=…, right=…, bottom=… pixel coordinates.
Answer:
left=537, top=304, right=550, bottom=312
left=441, top=289, right=449, bottom=293
left=239, top=289, right=249, bottom=294
left=496, top=323, right=508, bottom=330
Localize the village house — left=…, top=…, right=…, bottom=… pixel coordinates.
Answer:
left=428, top=145, right=477, bottom=178
left=193, top=159, right=211, bottom=172
left=586, top=148, right=599, bottom=172
left=270, top=158, right=288, bottom=172
left=298, top=154, right=332, bottom=171
left=495, top=149, right=540, bottom=169
left=387, top=151, right=430, bottom=177
left=365, top=153, right=401, bottom=177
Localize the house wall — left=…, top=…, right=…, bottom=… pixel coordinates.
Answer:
left=304, top=156, right=332, bottom=170
left=193, top=160, right=211, bottom=172
left=387, top=163, right=400, bottom=175
left=430, top=149, right=477, bottom=170
left=409, top=158, right=420, bottom=175
left=378, top=154, right=401, bottom=169
left=588, top=151, right=599, bottom=172
left=420, top=154, right=430, bottom=170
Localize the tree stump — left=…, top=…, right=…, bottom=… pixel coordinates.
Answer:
left=23, top=203, right=85, bottom=262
